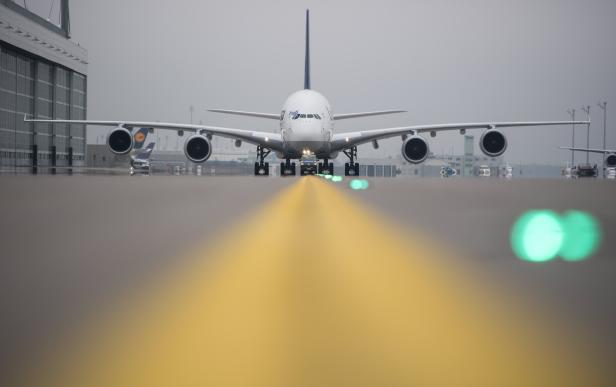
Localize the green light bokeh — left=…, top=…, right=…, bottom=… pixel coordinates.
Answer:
left=511, top=210, right=601, bottom=262
left=511, top=210, right=563, bottom=262
left=349, top=179, right=369, bottom=190
left=331, top=176, right=343, bottom=182
left=559, top=211, right=601, bottom=261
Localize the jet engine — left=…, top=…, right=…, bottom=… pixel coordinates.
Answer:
left=401, top=136, right=429, bottom=164
left=107, top=126, right=133, bottom=155
left=184, top=135, right=212, bottom=163
left=606, top=153, right=616, bottom=167
left=479, top=129, right=507, bottom=157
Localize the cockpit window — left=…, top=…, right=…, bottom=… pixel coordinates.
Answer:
left=289, top=112, right=322, bottom=120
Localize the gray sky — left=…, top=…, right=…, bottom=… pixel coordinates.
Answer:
left=69, top=0, right=616, bottom=164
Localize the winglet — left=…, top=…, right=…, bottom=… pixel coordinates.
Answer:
left=304, top=9, right=311, bottom=90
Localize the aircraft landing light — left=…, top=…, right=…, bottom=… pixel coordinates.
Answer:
left=19, top=179, right=609, bottom=386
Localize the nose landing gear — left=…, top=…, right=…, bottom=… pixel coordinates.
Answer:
left=343, top=147, right=360, bottom=176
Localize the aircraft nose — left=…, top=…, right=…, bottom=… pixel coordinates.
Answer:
left=289, top=121, right=313, bottom=141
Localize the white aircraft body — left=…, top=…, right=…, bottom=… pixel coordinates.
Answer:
left=26, top=10, right=588, bottom=176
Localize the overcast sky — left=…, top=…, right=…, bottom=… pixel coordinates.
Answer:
left=69, top=0, right=616, bottom=164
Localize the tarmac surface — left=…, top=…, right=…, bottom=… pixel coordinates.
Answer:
left=1, top=175, right=614, bottom=386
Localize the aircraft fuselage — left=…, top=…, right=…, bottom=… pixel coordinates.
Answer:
left=280, top=90, right=333, bottom=159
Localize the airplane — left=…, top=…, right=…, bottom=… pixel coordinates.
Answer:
left=25, top=10, right=588, bottom=177
left=559, top=146, right=616, bottom=168
left=130, top=142, right=155, bottom=175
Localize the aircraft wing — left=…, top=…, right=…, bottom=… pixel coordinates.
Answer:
left=333, top=110, right=406, bottom=120
left=207, top=109, right=281, bottom=120
left=331, top=121, right=589, bottom=151
left=24, top=117, right=284, bottom=151
left=559, top=146, right=615, bottom=154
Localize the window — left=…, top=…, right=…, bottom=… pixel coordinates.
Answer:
left=300, top=114, right=306, bottom=118
left=315, top=114, right=321, bottom=119
left=307, top=114, right=314, bottom=118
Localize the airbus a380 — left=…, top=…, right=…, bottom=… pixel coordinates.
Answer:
left=26, top=10, right=587, bottom=176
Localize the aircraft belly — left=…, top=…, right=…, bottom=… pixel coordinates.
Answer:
left=285, top=140, right=331, bottom=159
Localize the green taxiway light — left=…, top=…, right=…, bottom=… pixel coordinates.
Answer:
left=331, top=176, right=343, bottom=182
left=324, top=175, right=332, bottom=180
left=559, top=210, right=601, bottom=261
left=349, top=179, right=369, bottom=190
left=510, top=210, right=601, bottom=262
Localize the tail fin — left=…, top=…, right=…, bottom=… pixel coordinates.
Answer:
left=134, top=143, right=155, bottom=160
left=132, top=127, right=149, bottom=149
left=304, top=9, right=310, bottom=90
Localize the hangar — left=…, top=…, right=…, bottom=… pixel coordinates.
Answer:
left=1, top=0, right=87, bottom=171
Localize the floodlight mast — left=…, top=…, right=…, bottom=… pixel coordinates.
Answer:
left=566, top=108, right=575, bottom=165
left=597, top=102, right=607, bottom=177
left=581, top=106, right=591, bottom=164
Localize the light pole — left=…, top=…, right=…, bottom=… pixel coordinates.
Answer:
left=598, top=102, right=607, bottom=177
left=566, top=108, right=575, bottom=165
left=581, top=105, right=591, bottom=164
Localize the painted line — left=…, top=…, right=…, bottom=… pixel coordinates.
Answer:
left=18, top=177, right=609, bottom=386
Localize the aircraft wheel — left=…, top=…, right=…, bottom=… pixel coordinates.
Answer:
left=254, top=162, right=269, bottom=176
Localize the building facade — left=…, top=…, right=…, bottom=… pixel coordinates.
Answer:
left=0, top=0, right=87, bottom=170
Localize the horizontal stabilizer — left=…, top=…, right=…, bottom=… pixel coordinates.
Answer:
left=207, top=109, right=280, bottom=120
left=333, top=110, right=407, bottom=120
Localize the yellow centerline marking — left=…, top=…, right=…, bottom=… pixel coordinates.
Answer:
left=19, top=177, right=608, bottom=386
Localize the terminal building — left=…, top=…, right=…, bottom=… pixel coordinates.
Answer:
left=0, top=0, right=87, bottom=171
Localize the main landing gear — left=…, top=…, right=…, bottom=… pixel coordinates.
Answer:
left=343, top=146, right=360, bottom=176
left=254, top=145, right=270, bottom=176
left=280, top=159, right=297, bottom=176
left=318, top=159, right=334, bottom=175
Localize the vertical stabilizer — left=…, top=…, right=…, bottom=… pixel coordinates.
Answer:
left=304, top=9, right=311, bottom=90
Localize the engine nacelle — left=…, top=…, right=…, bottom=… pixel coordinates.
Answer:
left=107, top=126, right=133, bottom=155
left=479, top=129, right=507, bottom=157
left=606, top=153, right=616, bottom=167
left=184, top=135, right=212, bottom=163
left=401, top=136, right=429, bottom=164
